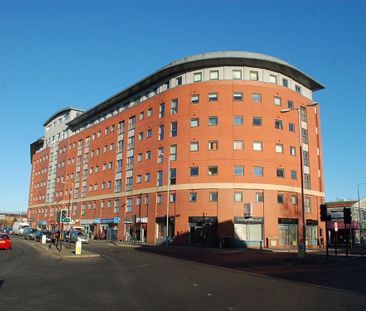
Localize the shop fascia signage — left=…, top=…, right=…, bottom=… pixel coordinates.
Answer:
left=95, top=217, right=120, bottom=224
left=234, top=217, right=263, bottom=224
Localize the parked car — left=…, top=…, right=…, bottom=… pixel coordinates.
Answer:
left=28, top=230, right=39, bottom=240
left=23, top=228, right=38, bottom=240
left=35, top=231, right=52, bottom=243
left=0, top=234, right=12, bottom=250
left=69, top=231, right=89, bottom=244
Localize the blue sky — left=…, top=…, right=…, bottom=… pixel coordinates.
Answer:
left=1, top=0, right=365, bottom=213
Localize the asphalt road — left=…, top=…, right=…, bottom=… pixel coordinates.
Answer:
left=1, top=238, right=366, bottom=311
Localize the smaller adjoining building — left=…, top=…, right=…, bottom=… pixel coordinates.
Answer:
left=326, top=198, right=366, bottom=247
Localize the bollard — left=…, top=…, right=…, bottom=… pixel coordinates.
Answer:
left=75, top=240, right=82, bottom=255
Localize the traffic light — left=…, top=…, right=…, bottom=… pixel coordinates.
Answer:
left=320, top=204, right=328, bottom=221
left=344, top=208, right=352, bottom=224
left=60, top=209, right=69, bottom=223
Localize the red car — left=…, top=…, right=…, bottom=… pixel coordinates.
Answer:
left=0, top=234, right=12, bottom=250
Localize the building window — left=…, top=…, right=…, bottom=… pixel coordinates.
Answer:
left=147, top=108, right=153, bottom=117
left=295, top=85, right=302, bottom=94
left=275, top=119, right=283, bottom=129
left=276, top=168, right=285, bottom=178
left=190, top=118, right=199, bottom=127
left=288, top=100, right=294, bottom=109
left=190, top=142, right=199, bottom=152
left=193, top=72, right=202, bottom=82
left=252, top=93, right=262, bottom=103
left=208, top=166, right=218, bottom=176
left=290, top=146, right=296, bottom=156
left=275, top=144, right=284, bottom=153
left=128, top=116, right=136, bottom=130
left=289, top=122, right=295, bottom=132
left=251, top=116, right=262, bottom=127
left=158, top=147, right=164, bottom=163
left=254, top=166, right=264, bottom=177
left=277, top=193, right=284, bottom=204
left=208, top=140, right=218, bottom=151
left=147, top=129, right=152, bottom=138
left=291, top=170, right=297, bottom=180
left=145, top=173, right=151, bottom=182
left=159, top=103, right=165, bottom=118
left=136, top=175, right=142, bottom=184
left=283, top=78, right=289, bottom=87
left=126, top=198, right=132, bottom=212
left=209, top=191, right=218, bottom=202
left=175, top=76, right=182, bottom=86
left=269, top=74, right=277, bottom=84
left=303, top=150, right=310, bottom=167
left=170, top=168, right=176, bottom=185
left=191, top=94, right=200, bottom=104
left=233, top=92, right=243, bottom=101
left=157, top=194, right=162, bottom=204
left=170, top=193, right=176, bottom=203
left=233, top=140, right=244, bottom=150
left=170, top=122, right=178, bottom=137
left=208, top=92, right=218, bottom=102
left=146, top=150, right=151, bottom=160
left=291, top=195, right=297, bottom=205
left=256, top=192, right=264, bottom=202
left=158, top=125, right=164, bottom=140
left=304, top=173, right=311, bottom=190
left=137, top=153, right=142, bottom=162
left=171, top=99, right=178, bottom=115
left=305, top=197, right=311, bottom=213
left=139, top=111, right=145, bottom=120
left=253, top=141, right=263, bottom=151
left=234, top=192, right=243, bottom=202
left=250, top=71, right=258, bottom=81
left=232, top=70, right=242, bottom=80
left=274, top=96, right=282, bottom=106
left=138, top=132, right=144, bottom=141
left=190, top=166, right=199, bottom=176
left=233, top=116, right=243, bottom=126
left=189, top=192, right=197, bottom=202
left=208, top=116, right=218, bottom=126
left=209, top=70, right=219, bottom=80
left=157, top=170, right=163, bottom=187
left=234, top=165, right=244, bottom=176
left=170, top=144, right=177, bottom=161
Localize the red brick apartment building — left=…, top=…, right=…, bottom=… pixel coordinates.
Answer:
left=28, top=51, right=325, bottom=248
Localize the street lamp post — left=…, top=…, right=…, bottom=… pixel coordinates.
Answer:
left=281, top=102, right=318, bottom=258
left=158, top=152, right=171, bottom=246
left=357, top=183, right=366, bottom=243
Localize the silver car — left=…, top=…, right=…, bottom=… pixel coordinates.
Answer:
left=70, top=231, right=89, bottom=244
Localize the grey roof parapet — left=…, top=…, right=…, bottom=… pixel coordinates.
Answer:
left=67, top=51, right=325, bottom=128
left=43, top=107, right=85, bottom=126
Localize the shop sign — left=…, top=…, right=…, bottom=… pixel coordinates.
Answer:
left=188, top=216, right=217, bottom=224
left=278, top=218, right=298, bottom=224
left=136, top=217, right=148, bottom=224
left=234, top=217, right=263, bottom=224
left=80, top=219, right=95, bottom=225
left=95, top=217, right=120, bottom=224
left=38, top=220, right=47, bottom=225
left=124, top=218, right=132, bottom=224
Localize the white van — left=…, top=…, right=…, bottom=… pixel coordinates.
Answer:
left=12, top=222, right=30, bottom=236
